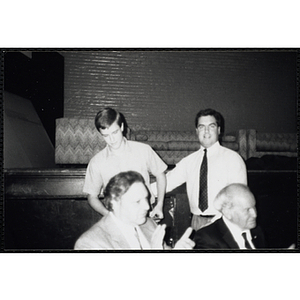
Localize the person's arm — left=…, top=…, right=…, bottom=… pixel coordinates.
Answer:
left=150, top=155, right=188, bottom=199
left=87, top=194, right=109, bottom=216
left=150, top=224, right=195, bottom=250
left=231, top=154, right=248, bottom=185
left=149, top=172, right=166, bottom=219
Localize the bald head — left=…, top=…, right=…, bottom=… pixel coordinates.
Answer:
left=214, top=183, right=257, bottom=230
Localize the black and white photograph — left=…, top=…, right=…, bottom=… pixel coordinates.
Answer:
left=1, top=2, right=299, bottom=299
left=2, top=49, right=298, bottom=252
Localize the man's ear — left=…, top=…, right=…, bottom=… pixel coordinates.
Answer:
left=217, top=126, right=221, bottom=135
left=222, top=203, right=233, bottom=219
left=120, top=123, right=124, bottom=132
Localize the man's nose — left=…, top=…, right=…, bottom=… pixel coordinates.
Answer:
left=109, top=135, right=115, bottom=142
left=143, top=198, right=150, bottom=210
left=250, top=208, right=257, bottom=218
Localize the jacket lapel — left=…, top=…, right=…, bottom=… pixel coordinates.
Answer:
left=217, top=218, right=240, bottom=249
left=101, top=215, right=157, bottom=249
left=251, top=226, right=265, bottom=248
left=101, top=214, right=131, bottom=249
left=139, top=218, right=157, bottom=245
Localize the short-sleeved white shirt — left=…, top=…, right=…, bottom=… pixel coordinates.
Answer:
left=83, top=138, right=167, bottom=203
left=165, top=141, right=247, bottom=215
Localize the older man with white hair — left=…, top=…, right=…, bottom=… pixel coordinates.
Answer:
left=193, top=183, right=266, bottom=249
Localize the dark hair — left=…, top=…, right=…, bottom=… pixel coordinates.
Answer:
left=94, top=107, right=123, bottom=131
left=103, top=171, right=146, bottom=211
left=194, top=108, right=222, bottom=128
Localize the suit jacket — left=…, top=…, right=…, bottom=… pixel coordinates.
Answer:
left=74, top=213, right=157, bottom=250
left=193, top=217, right=266, bottom=249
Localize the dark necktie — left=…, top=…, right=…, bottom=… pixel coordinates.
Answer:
left=199, top=148, right=208, bottom=212
left=242, top=232, right=252, bottom=249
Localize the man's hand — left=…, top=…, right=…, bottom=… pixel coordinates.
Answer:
left=150, top=224, right=166, bottom=249
left=149, top=205, right=164, bottom=220
left=174, top=227, right=195, bottom=249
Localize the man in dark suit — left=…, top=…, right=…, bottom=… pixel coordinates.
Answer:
left=193, top=183, right=266, bottom=249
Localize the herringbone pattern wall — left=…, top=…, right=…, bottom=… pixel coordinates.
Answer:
left=55, top=118, right=106, bottom=164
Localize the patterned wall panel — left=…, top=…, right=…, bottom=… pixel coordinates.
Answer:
left=247, top=129, right=297, bottom=158
left=55, top=119, right=245, bottom=165
left=55, top=118, right=106, bottom=164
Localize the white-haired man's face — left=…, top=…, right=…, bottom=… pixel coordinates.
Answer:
left=228, top=193, right=257, bottom=231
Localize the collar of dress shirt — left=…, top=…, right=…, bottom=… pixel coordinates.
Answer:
left=222, top=216, right=252, bottom=249
left=110, top=212, right=141, bottom=249
left=242, top=230, right=256, bottom=249
left=110, top=212, right=150, bottom=249
left=200, top=141, right=220, bottom=156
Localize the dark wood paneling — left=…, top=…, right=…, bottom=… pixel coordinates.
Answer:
left=4, top=198, right=100, bottom=250
left=248, top=171, right=298, bottom=249
left=3, top=169, right=298, bottom=250
left=4, top=169, right=86, bottom=199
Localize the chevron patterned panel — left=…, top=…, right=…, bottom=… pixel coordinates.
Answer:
left=55, top=118, right=106, bottom=164
left=132, top=130, right=199, bottom=142
left=256, top=132, right=297, bottom=152
left=237, top=129, right=247, bottom=160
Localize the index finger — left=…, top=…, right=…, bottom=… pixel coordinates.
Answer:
left=153, top=224, right=166, bottom=234
left=181, top=227, right=193, bottom=239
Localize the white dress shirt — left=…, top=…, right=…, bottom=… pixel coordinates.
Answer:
left=223, top=216, right=256, bottom=249
left=110, top=213, right=151, bottom=249
left=83, top=138, right=167, bottom=203
left=161, top=141, right=247, bottom=216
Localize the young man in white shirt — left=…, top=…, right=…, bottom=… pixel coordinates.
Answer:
left=83, top=107, right=167, bottom=220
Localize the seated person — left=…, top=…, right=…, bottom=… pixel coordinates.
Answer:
left=75, top=171, right=195, bottom=250
left=193, top=183, right=266, bottom=249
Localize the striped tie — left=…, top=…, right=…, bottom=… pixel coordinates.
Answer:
left=199, top=148, right=208, bottom=212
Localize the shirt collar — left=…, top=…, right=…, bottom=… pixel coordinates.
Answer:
left=110, top=212, right=150, bottom=249
left=223, top=216, right=252, bottom=246
left=200, top=141, right=220, bottom=155
left=223, top=215, right=244, bottom=236
left=105, top=137, right=129, bottom=157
